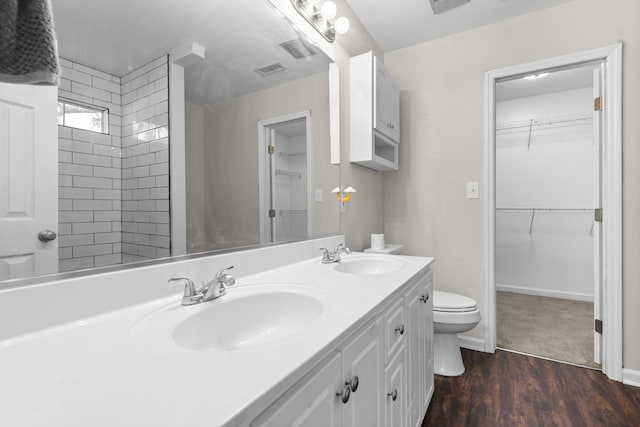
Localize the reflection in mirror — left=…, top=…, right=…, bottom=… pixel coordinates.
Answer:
left=0, top=0, right=340, bottom=286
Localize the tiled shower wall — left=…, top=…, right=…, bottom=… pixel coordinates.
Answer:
left=58, top=58, right=123, bottom=272
left=121, top=56, right=171, bottom=262
left=57, top=55, right=171, bottom=271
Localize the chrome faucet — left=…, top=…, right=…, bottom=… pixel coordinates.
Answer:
left=201, top=266, right=236, bottom=302
left=169, top=266, right=236, bottom=306
left=319, top=243, right=351, bottom=264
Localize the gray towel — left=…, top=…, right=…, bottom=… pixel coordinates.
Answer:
left=0, top=0, right=60, bottom=85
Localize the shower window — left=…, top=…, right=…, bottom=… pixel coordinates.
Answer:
left=57, top=99, right=109, bottom=134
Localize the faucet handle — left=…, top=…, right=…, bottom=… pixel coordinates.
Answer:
left=318, top=247, right=331, bottom=262
left=215, top=266, right=234, bottom=280
left=169, top=277, right=202, bottom=306
left=333, top=243, right=344, bottom=253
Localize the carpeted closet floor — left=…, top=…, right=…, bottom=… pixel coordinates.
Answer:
left=497, top=291, right=600, bottom=369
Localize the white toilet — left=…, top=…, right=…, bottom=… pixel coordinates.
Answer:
left=433, top=291, right=481, bottom=376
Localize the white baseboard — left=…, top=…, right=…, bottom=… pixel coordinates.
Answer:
left=496, top=283, right=593, bottom=302
left=458, top=334, right=486, bottom=352
left=623, top=368, right=640, bottom=388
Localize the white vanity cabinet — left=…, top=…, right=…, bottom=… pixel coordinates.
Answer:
left=252, top=269, right=434, bottom=427
left=350, top=51, right=400, bottom=171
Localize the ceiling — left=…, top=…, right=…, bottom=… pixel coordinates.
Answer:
left=51, top=0, right=330, bottom=105
left=496, top=63, right=597, bottom=102
left=344, top=0, right=576, bottom=52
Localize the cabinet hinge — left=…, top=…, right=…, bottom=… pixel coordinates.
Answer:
left=594, top=96, right=602, bottom=111
left=268, top=209, right=275, bottom=218
left=268, top=146, right=275, bottom=155
left=595, top=319, right=603, bottom=334
left=594, top=208, right=603, bottom=223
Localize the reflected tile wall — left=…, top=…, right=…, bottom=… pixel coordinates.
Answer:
left=58, top=58, right=123, bottom=272
left=120, top=56, right=171, bottom=262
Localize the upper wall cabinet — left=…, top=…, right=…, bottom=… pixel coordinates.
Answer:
left=350, top=51, right=400, bottom=171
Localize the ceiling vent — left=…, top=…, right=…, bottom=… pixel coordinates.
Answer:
left=429, top=0, right=471, bottom=15
left=279, top=39, right=317, bottom=59
left=254, top=62, right=287, bottom=77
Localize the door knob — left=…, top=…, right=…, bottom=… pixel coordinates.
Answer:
left=37, top=229, right=57, bottom=242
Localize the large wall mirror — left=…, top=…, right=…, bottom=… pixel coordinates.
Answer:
left=0, top=0, right=340, bottom=286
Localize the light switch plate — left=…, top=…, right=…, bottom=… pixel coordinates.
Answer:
left=314, top=189, right=323, bottom=202
left=466, top=182, right=479, bottom=199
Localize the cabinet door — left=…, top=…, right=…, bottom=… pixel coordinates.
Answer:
left=339, top=318, right=384, bottom=427
left=405, top=282, right=424, bottom=427
left=385, top=345, right=407, bottom=427
left=374, top=57, right=400, bottom=143
left=420, top=276, right=434, bottom=409
left=252, top=352, right=343, bottom=427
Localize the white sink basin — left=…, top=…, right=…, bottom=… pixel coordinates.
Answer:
left=333, top=257, right=404, bottom=275
left=130, top=284, right=332, bottom=353
left=173, top=291, right=322, bottom=351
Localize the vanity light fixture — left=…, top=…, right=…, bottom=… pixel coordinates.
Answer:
left=290, top=0, right=350, bottom=43
left=523, top=72, right=550, bottom=80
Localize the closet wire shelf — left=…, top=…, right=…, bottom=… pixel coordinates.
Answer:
left=496, top=208, right=597, bottom=235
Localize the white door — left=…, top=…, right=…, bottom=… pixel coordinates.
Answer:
left=593, top=65, right=604, bottom=365
left=0, top=82, right=58, bottom=281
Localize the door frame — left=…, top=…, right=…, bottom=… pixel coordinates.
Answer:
left=483, top=44, right=622, bottom=381
left=257, top=111, right=312, bottom=244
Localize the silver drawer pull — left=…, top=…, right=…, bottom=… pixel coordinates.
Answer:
left=336, top=384, right=351, bottom=404
left=387, top=388, right=398, bottom=401
left=420, top=293, right=429, bottom=303
left=346, top=375, right=359, bottom=393
left=395, top=324, right=405, bottom=335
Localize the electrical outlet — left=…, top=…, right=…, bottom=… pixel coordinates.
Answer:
left=466, top=182, right=479, bottom=199
left=314, top=189, right=323, bottom=202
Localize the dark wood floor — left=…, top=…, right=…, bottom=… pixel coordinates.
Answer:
left=423, top=349, right=640, bottom=427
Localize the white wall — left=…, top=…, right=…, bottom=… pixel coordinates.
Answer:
left=495, top=88, right=596, bottom=301
left=383, top=0, right=640, bottom=370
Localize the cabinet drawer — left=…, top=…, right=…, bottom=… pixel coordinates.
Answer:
left=384, top=298, right=405, bottom=363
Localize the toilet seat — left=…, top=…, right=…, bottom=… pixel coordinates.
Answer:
left=433, top=291, right=477, bottom=312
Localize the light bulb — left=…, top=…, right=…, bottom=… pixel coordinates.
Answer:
left=320, top=1, right=337, bottom=19
left=334, top=16, right=350, bottom=34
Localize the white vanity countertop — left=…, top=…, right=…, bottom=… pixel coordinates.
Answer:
left=0, top=253, right=433, bottom=427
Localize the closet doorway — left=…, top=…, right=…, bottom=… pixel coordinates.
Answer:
left=258, top=112, right=311, bottom=244
left=494, top=62, right=602, bottom=368
left=484, top=44, right=623, bottom=381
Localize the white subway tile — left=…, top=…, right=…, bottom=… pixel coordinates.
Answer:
left=93, top=144, right=121, bottom=158
left=122, top=90, right=137, bottom=105
left=112, top=222, right=122, bottom=233
left=132, top=166, right=150, bottom=178
left=155, top=149, right=169, bottom=163
left=154, top=76, right=168, bottom=91
left=72, top=128, right=111, bottom=146
left=94, top=211, right=122, bottom=222
left=121, top=244, right=138, bottom=256
left=93, top=189, right=120, bottom=200
left=137, top=200, right=156, bottom=211
left=72, top=222, right=112, bottom=235
left=59, top=163, right=93, bottom=176
left=155, top=200, right=169, bottom=211
left=111, top=76, right=121, bottom=84
left=112, top=179, right=121, bottom=190
left=112, top=157, right=121, bottom=169
left=59, top=187, right=93, bottom=199
left=150, top=235, right=171, bottom=249
left=150, top=187, right=169, bottom=200
left=93, top=166, right=120, bottom=179
left=137, top=245, right=158, bottom=259
left=149, top=138, right=168, bottom=152
left=59, top=247, right=73, bottom=259
left=137, top=222, right=156, bottom=234
left=137, top=83, right=155, bottom=99
left=73, top=243, right=113, bottom=257
left=58, top=233, right=93, bottom=247
left=150, top=212, right=170, bottom=224
left=132, top=212, right=150, bottom=223
left=60, top=66, right=92, bottom=85
left=121, top=190, right=133, bottom=201
left=123, top=223, right=137, bottom=234
left=137, top=153, right=155, bottom=166
left=73, top=200, right=113, bottom=211
left=149, top=162, right=168, bottom=176
left=59, top=175, right=73, bottom=187
left=148, top=64, right=167, bottom=83
left=71, top=81, right=111, bottom=103
left=59, top=57, right=73, bottom=68
left=94, top=232, right=121, bottom=244
left=94, top=253, right=121, bottom=267
left=92, top=76, right=120, bottom=94
left=58, top=199, right=73, bottom=211
left=137, top=176, right=156, bottom=188
left=58, top=89, right=92, bottom=105
left=132, top=233, right=151, bottom=245
left=58, top=126, right=72, bottom=139
left=132, top=188, right=150, bottom=200
left=59, top=138, right=92, bottom=154
left=58, top=223, right=72, bottom=235
left=154, top=100, right=169, bottom=115
left=112, top=200, right=121, bottom=211
left=157, top=248, right=171, bottom=258
left=122, top=201, right=138, bottom=211
left=72, top=152, right=112, bottom=167
left=58, top=150, right=73, bottom=163
left=60, top=257, right=94, bottom=272
left=59, top=78, right=71, bottom=92
left=73, top=62, right=112, bottom=82
left=121, top=178, right=137, bottom=190
left=73, top=176, right=113, bottom=189
left=155, top=223, right=170, bottom=236
left=59, top=211, right=93, bottom=223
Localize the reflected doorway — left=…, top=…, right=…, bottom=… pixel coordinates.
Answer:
left=259, top=112, right=311, bottom=243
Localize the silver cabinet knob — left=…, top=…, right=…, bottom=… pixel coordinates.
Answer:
left=387, top=388, right=398, bottom=401
left=336, top=384, right=351, bottom=404
left=37, top=229, right=57, bottom=242
left=395, top=324, right=405, bottom=335
left=420, top=293, right=429, bottom=303
left=346, top=375, right=359, bottom=393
